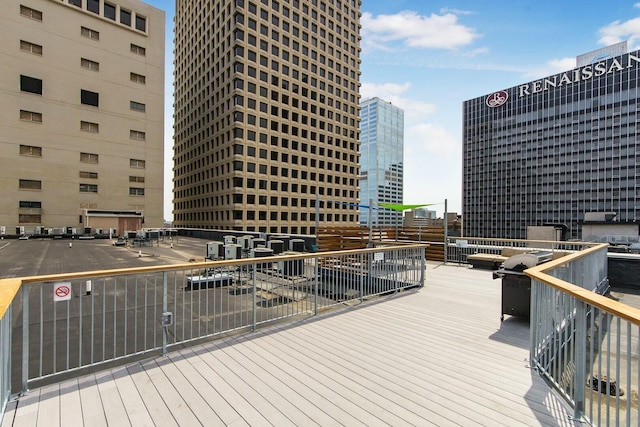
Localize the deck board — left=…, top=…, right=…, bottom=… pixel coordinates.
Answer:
left=4, top=262, right=575, bottom=426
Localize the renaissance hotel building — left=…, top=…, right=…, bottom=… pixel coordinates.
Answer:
left=463, top=42, right=640, bottom=240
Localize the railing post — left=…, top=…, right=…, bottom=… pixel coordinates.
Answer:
left=21, top=284, right=29, bottom=395
left=420, top=247, right=426, bottom=287
left=252, top=261, right=257, bottom=331
left=573, top=300, right=587, bottom=421
left=162, top=272, right=168, bottom=357
left=444, top=237, right=448, bottom=265
left=359, top=252, right=364, bottom=303
left=314, top=255, right=318, bottom=316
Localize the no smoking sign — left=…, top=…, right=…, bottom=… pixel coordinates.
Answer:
left=53, top=282, right=72, bottom=302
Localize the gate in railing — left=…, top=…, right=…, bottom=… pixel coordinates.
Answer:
left=0, top=245, right=425, bottom=402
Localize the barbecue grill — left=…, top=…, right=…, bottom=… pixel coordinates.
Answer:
left=493, top=250, right=553, bottom=321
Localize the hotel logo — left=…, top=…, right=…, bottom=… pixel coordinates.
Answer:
left=486, top=90, right=509, bottom=108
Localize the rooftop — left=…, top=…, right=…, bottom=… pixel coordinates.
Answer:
left=1, top=252, right=573, bottom=426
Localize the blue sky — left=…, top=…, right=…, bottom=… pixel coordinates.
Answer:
left=149, top=0, right=640, bottom=219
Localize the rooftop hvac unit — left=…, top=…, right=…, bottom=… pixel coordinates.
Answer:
left=251, top=247, right=274, bottom=271
left=206, top=241, right=224, bottom=260
left=272, top=235, right=291, bottom=250
left=251, top=247, right=274, bottom=258
left=239, top=236, right=253, bottom=250
left=252, top=238, right=266, bottom=248
left=277, top=252, right=304, bottom=277
left=225, top=244, right=242, bottom=260
left=224, top=235, right=237, bottom=245
left=268, top=240, right=284, bottom=255
left=290, top=239, right=305, bottom=252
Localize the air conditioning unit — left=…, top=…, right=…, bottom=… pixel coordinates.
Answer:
left=239, top=236, right=253, bottom=249
left=224, top=244, right=242, bottom=260
left=224, top=235, right=237, bottom=245
left=268, top=240, right=284, bottom=255
left=290, top=239, right=305, bottom=252
left=206, top=241, right=224, bottom=259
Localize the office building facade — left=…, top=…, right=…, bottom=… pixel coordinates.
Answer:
left=359, top=97, right=404, bottom=226
left=173, top=0, right=362, bottom=234
left=463, top=44, right=640, bottom=239
left=0, top=0, right=165, bottom=236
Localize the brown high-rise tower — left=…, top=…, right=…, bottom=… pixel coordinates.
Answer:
left=173, top=0, right=362, bottom=234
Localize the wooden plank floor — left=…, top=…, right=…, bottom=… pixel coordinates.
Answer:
left=2, top=262, right=575, bottom=426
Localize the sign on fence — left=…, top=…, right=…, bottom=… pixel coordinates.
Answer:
left=53, top=282, right=72, bottom=301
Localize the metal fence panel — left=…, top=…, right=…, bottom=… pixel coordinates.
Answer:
left=529, top=245, right=639, bottom=425
left=8, top=246, right=426, bottom=394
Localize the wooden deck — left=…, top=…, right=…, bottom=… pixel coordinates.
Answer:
left=1, top=262, right=575, bottom=426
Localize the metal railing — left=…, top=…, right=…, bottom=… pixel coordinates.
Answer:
left=526, top=243, right=640, bottom=426
left=0, top=245, right=425, bottom=404
left=444, top=236, right=590, bottom=264
left=0, top=281, right=17, bottom=419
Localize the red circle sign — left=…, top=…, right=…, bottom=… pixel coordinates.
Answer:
left=55, top=285, right=70, bottom=298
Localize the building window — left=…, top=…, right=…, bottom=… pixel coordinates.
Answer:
left=130, top=101, right=146, bottom=112
left=130, top=44, right=146, bottom=56
left=68, top=0, right=81, bottom=7
left=135, top=15, right=146, bottom=32
left=120, top=9, right=131, bottom=26
left=19, top=201, right=41, bottom=208
left=86, top=0, right=99, bottom=14
left=20, top=5, right=42, bottom=21
left=81, top=89, right=99, bottom=106
left=19, top=179, right=41, bottom=190
left=20, top=40, right=42, bottom=55
left=20, top=75, right=42, bottom=95
left=104, top=2, right=116, bottom=20
left=20, top=110, right=42, bottom=123
left=130, top=159, right=145, bottom=168
left=80, top=184, right=98, bottom=193
left=80, top=152, right=99, bottom=164
left=20, top=145, right=42, bottom=157
left=19, top=214, right=41, bottom=223
left=130, top=73, right=146, bottom=84
left=129, top=187, right=145, bottom=196
left=81, top=58, right=99, bottom=71
left=79, top=171, right=98, bottom=179
left=130, top=130, right=145, bottom=140
left=129, top=176, right=145, bottom=183
left=81, top=121, right=99, bottom=133
left=81, top=26, right=99, bottom=40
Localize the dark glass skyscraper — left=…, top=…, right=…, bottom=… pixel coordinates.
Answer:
left=463, top=45, right=640, bottom=239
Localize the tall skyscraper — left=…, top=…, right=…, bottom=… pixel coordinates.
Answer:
left=463, top=43, right=640, bottom=240
left=0, top=0, right=165, bottom=236
left=359, top=97, right=404, bottom=226
left=173, top=0, right=362, bottom=235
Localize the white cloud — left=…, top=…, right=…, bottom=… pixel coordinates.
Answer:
left=361, top=11, right=480, bottom=51
left=406, top=123, right=459, bottom=158
left=360, top=82, right=437, bottom=122
left=523, top=57, right=576, bottom=79
left=635, top=3, right=640, bottom=8
left=439, top=8, right=475, bottom=16
left=598, top=17, right=640, bottom=49
left=462, top=47, right=490, bottom=58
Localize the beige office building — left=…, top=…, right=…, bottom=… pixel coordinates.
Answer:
left=173, top=0, right=362, bottom=234
left=0, top=0, right=164, bottom=237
